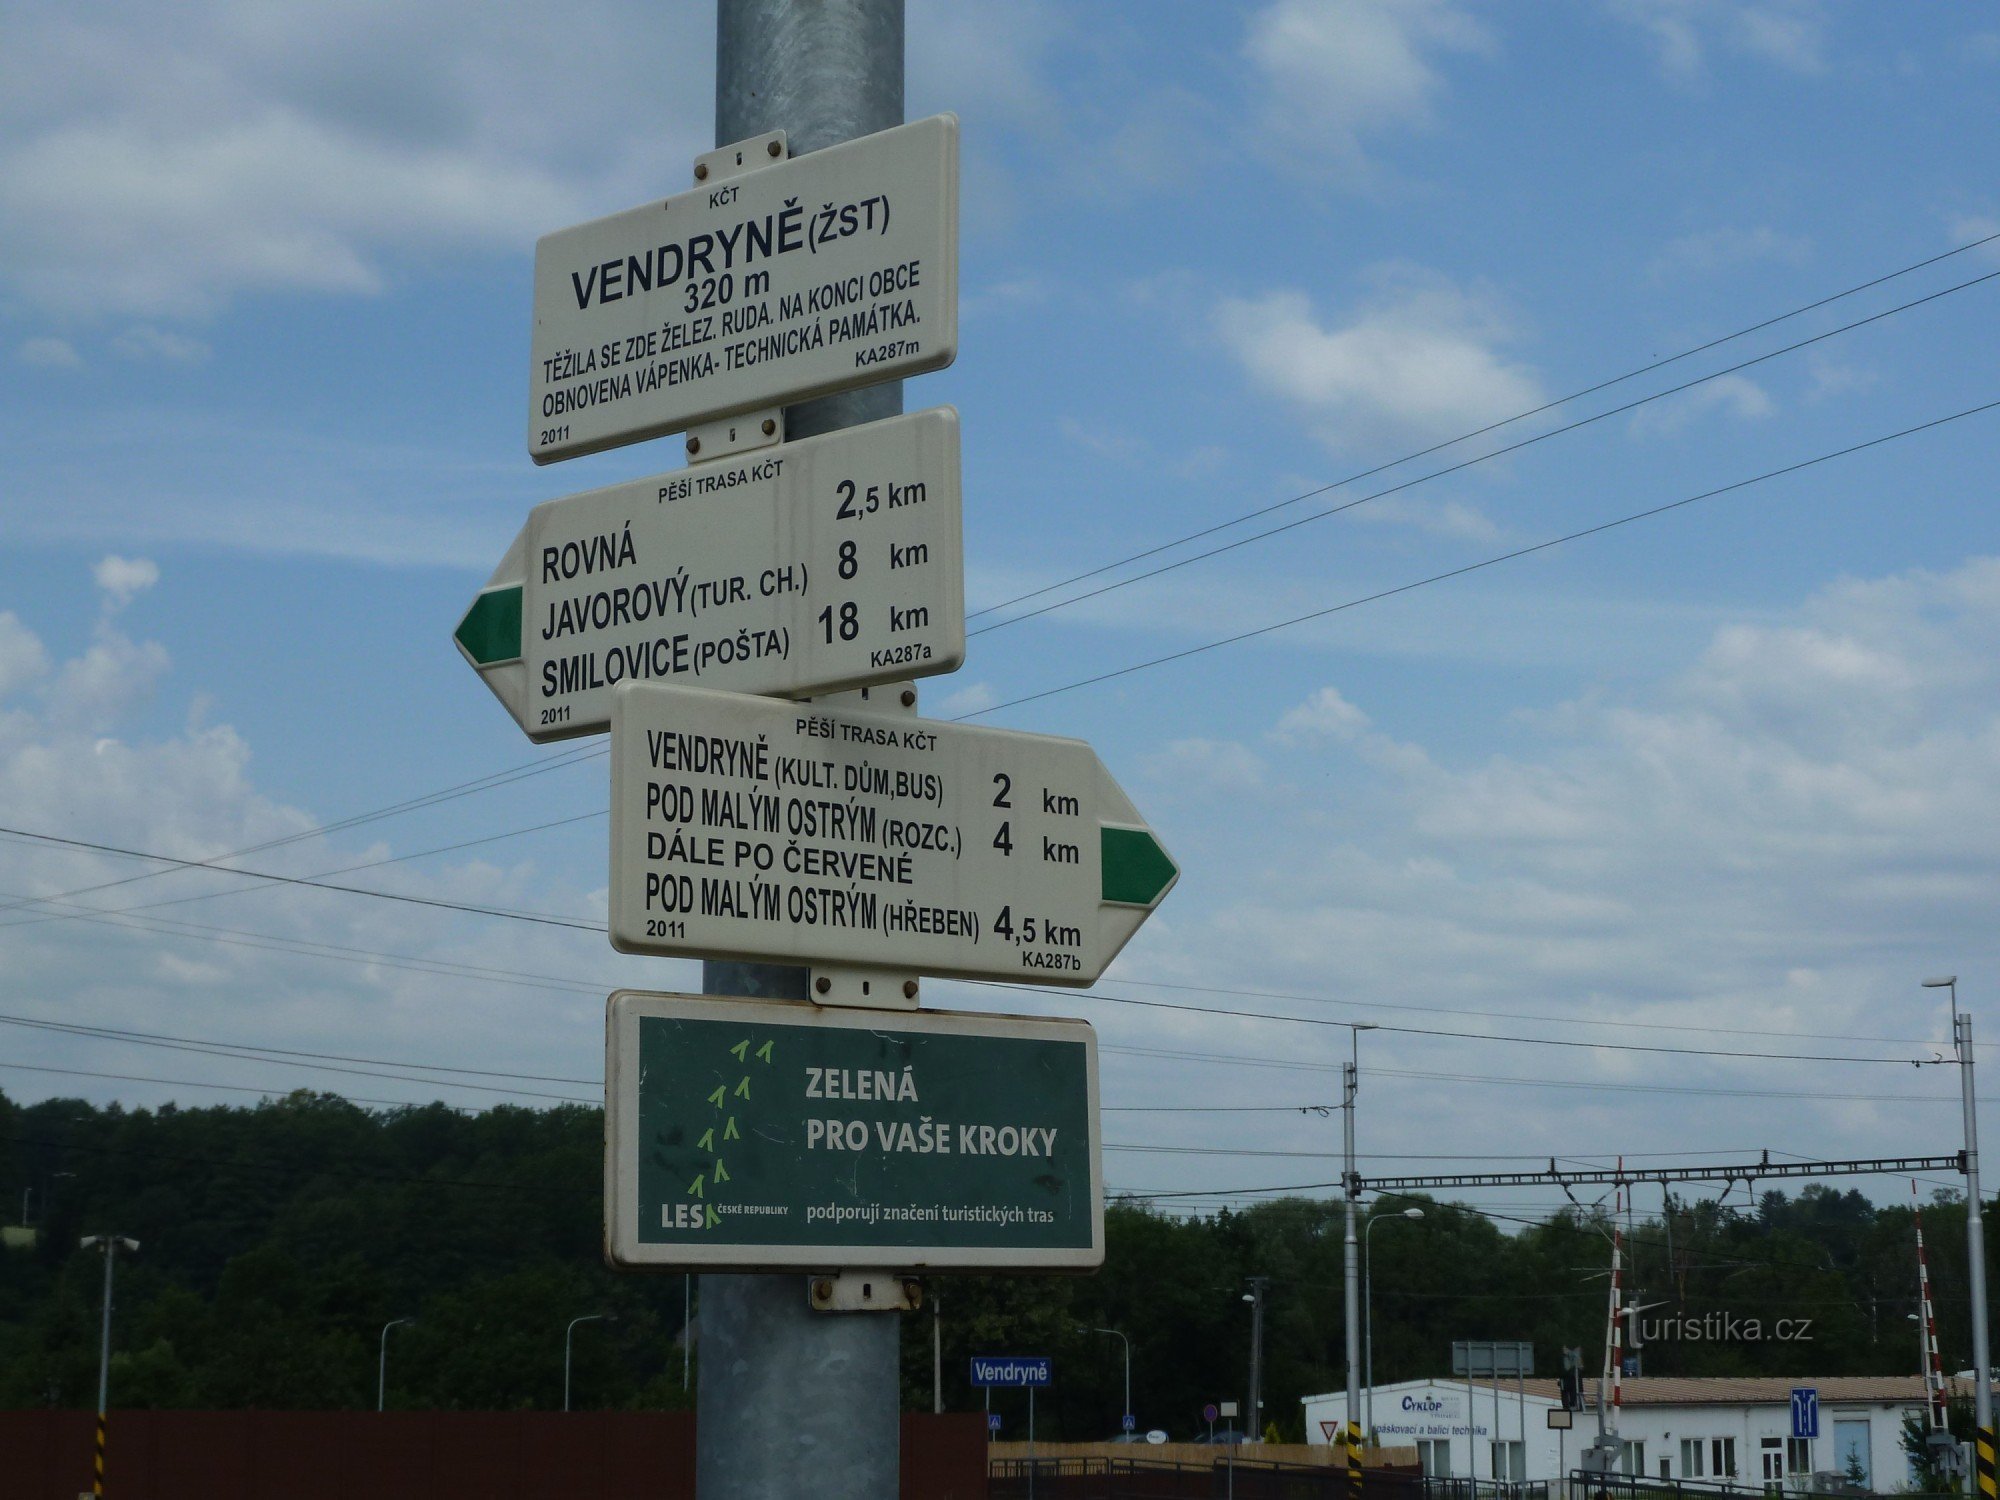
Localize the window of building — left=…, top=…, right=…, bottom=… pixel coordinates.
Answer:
left=1620, top=1441, right=1646, bottom=1476
left=1680, top=1439, right=1706, bottom=1478
left=1491, top=1441, right=1524, bottom=1480
left=1787, top=1437, right=1813, bottom=1476
left=1417, top=1439, right=1453, bottom=1476
left=1712, top=1437, right=1738, bottom=1478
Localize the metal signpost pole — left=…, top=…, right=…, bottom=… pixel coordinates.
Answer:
left=700, top=4, right=905, bottom=1495
left=1345, top=1026, right=1373, bottom=1492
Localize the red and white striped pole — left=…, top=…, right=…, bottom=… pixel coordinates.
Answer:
left=1915, top=1180, right=1948, bottom=1430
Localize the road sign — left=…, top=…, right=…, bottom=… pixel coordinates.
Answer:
left=457, top=409, right=964, bottom=740
left=1790, top=1387, right=1819, bottom=1440
left=1220, top=1402, right=1238, bottom=1419
left=988, top=1413, right=1002, bottom=1434
left=971, top=1357, right=1051, bottom=1388
left=604, top=991, right=1102, bottom=1271
left=1453, top=1340, right=1533, bottom=1377
left=607, top=681, right=1179, bottom=983
left=530, top=115, right=958, bottom=463
left=1122, top=1413, right=1136, bottom=1432
left=1205, top=1404, right=1220, bottom=1424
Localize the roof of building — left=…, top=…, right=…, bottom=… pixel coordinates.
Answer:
left=1475, top=1376, right=1956, bottom=1408
left=1310, top=1375, right=1978, bottom=1409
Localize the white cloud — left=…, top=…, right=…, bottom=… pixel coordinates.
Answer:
left=1611, top=0, right=1830, bottom=79
left=1144, top=737, right=1267, bottom=793
left=1215, top=269, right=1545, bottom=453
left=0, top=4, right=711, bottom=319
left=92, top=555, right=160, bottom=609
left=1650, top=225, right=1812, bottom=279
left=18, top=336, right=82, bottom=368
left=1271, top=686, right=1371, bottom=747
left=112, top=326, right=211, bottom=363
left=0, top=586, right=655, bottom=1121
left=1627, top=372, right=1774, bottom=436
left=1242, top=0, right=1492, bottom=172
left=1163, top=557, right=2000, bottom=1033
left=1951, top=213, right=2000, bottom=262
left=0, top=614, right=51, bottom=702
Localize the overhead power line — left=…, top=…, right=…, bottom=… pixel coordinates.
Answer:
left=0, top=740, right=605, bottom=920
left=0, top=825, right=602, bottom=932
left=966, top=229, right=2000, bottom=626
left=963, top=396, right=2000, bottom=719
left=970, top=268, right=2000, bottom=637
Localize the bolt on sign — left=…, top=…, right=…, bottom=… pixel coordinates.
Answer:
left=606, top=681, right=1179, bottom=984
left=530, top=115, right=959, bottom=463
left=603, top=991, right=1103, bottom=1271
left=456, top=409, right=964, bottom=741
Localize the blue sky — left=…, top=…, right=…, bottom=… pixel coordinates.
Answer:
left=2, top=0, right=1998, bottom=1218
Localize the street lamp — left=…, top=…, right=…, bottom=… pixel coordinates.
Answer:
left=565, top=1313, right=616, bottom=1411
left=1365, top=1207, right=1425, bottom=1437
left=80, top=1233, right=138, bottom=1499
left=377, top=1318, right=414, bottom=1412
left=1076, top=1325, right=1132, bottom=1433
left=1923, top=975, right=1993, bottom=1455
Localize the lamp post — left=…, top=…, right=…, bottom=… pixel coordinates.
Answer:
left=1924, top=975, right=1993, bottom=1480
left=377, top=1318, right=413, bottom=1412
left=80, top=1234, right=138, bottom=1499
left=1077, top=1325, right=1132, bottom=1432
left=564, top=1313, right=614, bottom=1412
left=1365, top=1207, right=1425, bottom=1437
left=1244, top=1280, right=1269, bottom=1441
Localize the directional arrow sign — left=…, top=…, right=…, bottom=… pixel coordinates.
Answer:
left=608, top=681, right=1178, bottom=984
left=456, top=409, right=963, bottom=741
left=604, top=990, right=1101, bottom=1271
left=530, top=114, right=957, bottom=463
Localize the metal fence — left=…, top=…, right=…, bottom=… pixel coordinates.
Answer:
left=990, top=1455, right=1433, bottom=1500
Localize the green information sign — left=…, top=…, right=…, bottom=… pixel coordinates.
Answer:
left=604, top=991, right=1102, bottom=1271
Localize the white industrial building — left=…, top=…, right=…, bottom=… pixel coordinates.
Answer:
left=1303, top=1376, right=1954, bottom=1491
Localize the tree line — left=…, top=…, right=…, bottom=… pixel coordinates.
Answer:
left=2, top=1089, right=1987, bottom=1441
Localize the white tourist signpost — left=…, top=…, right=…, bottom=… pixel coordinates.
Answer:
left=607, top=680, right=1179, bottom=987
left=529, top=115, right=958, bottom=463
left=455, top=408, right=964, bottom=741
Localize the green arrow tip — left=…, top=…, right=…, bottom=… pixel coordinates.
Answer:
left=1101, top=826, right=1178, bottom=907
left=455, top=585, right=523, bottom=667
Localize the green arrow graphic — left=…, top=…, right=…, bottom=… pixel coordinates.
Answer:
left=755, top=1040, right=774, bottom=1064
left=696, top=1128, right=714, bottom=1152
left=707, top=1085, right=727, bottom=1110
left=1100, top=826, right=1178, bottom=906
left=454, top=585, right=523, bottom=666
left=733, top=1076, right=752, bottom=1100
left=723, top=1117, right=740, bottom=1141
left=712, top=1159, right=730, bottom=1183
left=705, top=1205, right=720, bottom=1228
left=688, top=1173, right=705, bottom=1199
left=730, top=1039, right=749, bottom=1061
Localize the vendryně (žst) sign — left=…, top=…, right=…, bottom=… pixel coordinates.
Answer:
left=530, top=115, right=958, bottom=462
